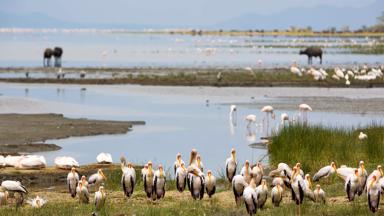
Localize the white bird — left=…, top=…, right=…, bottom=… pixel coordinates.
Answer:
left=251, top=162, right=264, bottom=186
left=188, top=167, right=205, bottom=200
left=229, top=105, right=237, bottom=125
left=76, top=182, right=89, bottom=204
left=0, top=155, right=4, bottom=167
left=153, top=164, right=166, bottom=200
left=88, top=169, right=107, bottom=190
left=366, top=165, right=383, bottom=191
left=313, top=162, right=337, bottom=181
left=367, top=175, right=381, bottom=213
left=255, top=179, right=268, bottom=208
left=335, top=67, right=345, bottom=78
left=27, top=195, right=47, bottom=208
left=173, top=153, right=184, bottom=174
left=280, top=113, right=289, bottom=125
left=16, top=155, right=46, bottom=169
left=345, top=80, right=351, bottom=86
left=261, top=105, right=275, bottom=136
left=290, top=65, right=302, bottom=76
left=187, top=149, right=199, bottom=172
left=245, top=114, right=257, bottom=128
left=225, top=148, right=237, bottom=183
left=94, top=186, right=106, bottom=212
left=196, top=154, right=204, bottom=172
left=299, top=103, right=312, bottom=124
left=243, top=178, right=258, bottom=215
left=96, top=153, right=113, bottom=164
left=143, top=161, right=155, bottom=198
left=141, top=163, right=148, bottom=179
left=271, top=184, right=283, bottom=207
left=1, top=180, right=28, bottom=194
left=314, top=184, right=326, bottom=203
left=79, top=175, right=89, bottom=188
left=345, top=169, right=359, bottom=201
left=304, top=174, right=315, bottom=201
left=357, top=161, right=368, bottom=196
left=67, top=167, right=79, bottom=198
left=175, top=162, right=187, bottom=192
left=205, top=170, right=216, bottom=198
left=54, top=156, right=79, bottom=169
left=358, top=132, right=367, bottom=140
left=269, top=163, right=293, bottom=179
left=0, top=191, right=8, bottom=206
left=241, top=160, right=252, bottom=184
left=291, top=167, right=305, bottom=205
left=232, top=175, right=248, bottom=206
left=4, top=155, right=24, bottom=167
left=121, top=162, right=136, bottom=198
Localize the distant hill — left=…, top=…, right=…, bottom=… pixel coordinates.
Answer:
left=0, top=0, right=382, bottom=30
left=214, top=1, right=384, bottom=30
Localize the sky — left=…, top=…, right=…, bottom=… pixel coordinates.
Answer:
left=0, top=0, right=380, bottom=28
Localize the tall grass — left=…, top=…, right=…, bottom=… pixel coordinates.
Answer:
left=269, top=124, right=384, bottom=173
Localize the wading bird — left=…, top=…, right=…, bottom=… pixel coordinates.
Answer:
left=367, top=176, right=381, bottom=213
left=96, top=153, right=113, bottom=164
left=313, top=162, right=337, bottom=182
left=358, top=132, right=367, bottom=140
left=299, top=104, right=312, bottom=124
left=89, top=169, right=107, bottom=190
left=174, top=153, right=184, bottom=174
left=345, top=169, right=359, bottom=201
left=271, top=184, right=283, bottom=207
left=241, top=160, right=252, bottom=184
left=232, top=174, right=248, bottom=206
left=176, top=162, right=187, bottom=192
left=76, top=182, right=89, bottom=204
left=245, top=114, right=257, bottom=129
left=255, top=179, right=268, bottom=208
left=226, top=148, right=237, bottom=183
left=121, top=161, right=136, bottom=198
left=243, top=178, right=258, bottom=215
left=205, top=170, right=216, bottom=198
left=94, top=186, right=106, bottom=214
left=144, top=161, right=155, bottom=198
left=189, top=167, right=205, bottom=200
left=67, top=167, right=79, bottom=198
left=314, top=184, right=326, bottom=203
left=153, top=164, right=166, bottom=200
left=261, top=105, right=275, bottom=136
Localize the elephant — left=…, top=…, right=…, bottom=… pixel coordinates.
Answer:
left=299, top=47, right=323, bottom=65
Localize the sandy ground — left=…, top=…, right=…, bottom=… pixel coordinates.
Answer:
left=0, top=114, right=144, bottom=154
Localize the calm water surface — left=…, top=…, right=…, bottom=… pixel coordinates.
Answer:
left=0, top=83, right=382, bottom=174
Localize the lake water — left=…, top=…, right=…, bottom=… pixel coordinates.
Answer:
left=0, top=29, right=383, bottom=68
left=0, top=83, right=382, bottom=175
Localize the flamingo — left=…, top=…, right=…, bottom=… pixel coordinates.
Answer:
left=245, top=114, right=257, bottom=128
left=299, top=104, right=312, bottom=124
left=261, top=105, right=275, bottom=136
left=229, top=105, right=237, bottom=126
left=280, top=113, right=289, bottom=126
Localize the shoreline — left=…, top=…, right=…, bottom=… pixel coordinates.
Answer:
left=0, top=67, right=383, bottom=88
left=0, top=113, right=145, bottom=154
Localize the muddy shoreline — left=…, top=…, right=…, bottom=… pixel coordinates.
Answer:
left=0, top=113, right=145, bottom=154
left=0, top=67, right=383, bottom=88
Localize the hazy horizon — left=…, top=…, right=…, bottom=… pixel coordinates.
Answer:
left=0, top=0, right=382, bottom=30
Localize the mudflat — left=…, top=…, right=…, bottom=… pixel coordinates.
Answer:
left=0, top=113, right=144, bottom=154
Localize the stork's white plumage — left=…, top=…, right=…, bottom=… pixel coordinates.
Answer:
left=314, top=184, right=326, bottom=203
left=271, top=184, right=283, bottom=207
left=76, top=182, right=89, bottom=204
left=205, top=170, right=216, bottom=198
left=240, top=160, right=252, bottom=184
left=175, top=163, right=187, bottom=192
left=153, top=165, right=166, bottom=200
left=1, top=180, right=28, bottom=194
left=67, top=167, right=79, bottom=198
left=94, top=186, right=106, bottom=211
left=225, top=148, right=237, bottom=183
left=121, top=162, right=136, bottom=198
left=243, top=178, right=258, bottom=215
left=88, top=169, right=107, bottom=190
left=255, top=179, right=268, bottom=208
left=313, top=162, right=337, bottom=182
left=367, top=176, right=381, bottom=213
left=345, top=169, right=359, bottom=201
left=232, top=175, right=248, bottom=206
